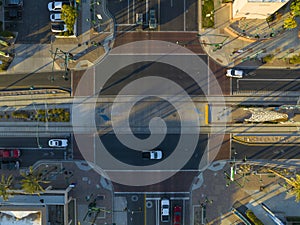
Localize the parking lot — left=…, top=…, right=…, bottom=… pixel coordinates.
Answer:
left=4, top=0, right=52, bottom=43
left=107, top=0, right=198, bottom=31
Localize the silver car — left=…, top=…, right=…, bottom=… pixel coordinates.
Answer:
left=48, top=139, right=68, bottom=147
left=50, top=13, right=63, bottom=22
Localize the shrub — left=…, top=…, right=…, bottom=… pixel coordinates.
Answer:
left=262, top=54, right=274, bottom=64
left=12, top=111, right=30, bottom=120
left=289, top=54, right=300, bottom=64
left=246, top=210, right=264, bottom=225
left=0, top=30, right=15, bottom=38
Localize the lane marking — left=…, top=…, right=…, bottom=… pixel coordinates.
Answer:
left=183, top=0, right=186, bottom=31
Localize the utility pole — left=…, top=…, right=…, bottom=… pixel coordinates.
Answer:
left=49, top=48, right=74, bottom=81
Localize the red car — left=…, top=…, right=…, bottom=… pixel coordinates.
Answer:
left=0, top=149, right=20, bottom=159
left=173, top=206, right=182, bottom=225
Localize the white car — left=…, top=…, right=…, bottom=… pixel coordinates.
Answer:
left=50, top=13, right=63, bottom=22
left=48, top=1, right=68, bottom=12
left=142, top=150, right=162, bottom=160
left=226, top=69, right=244, bottom=78
left=161, top=198, right=170, bottom=222
left=48, top=139, right=68, bottom=147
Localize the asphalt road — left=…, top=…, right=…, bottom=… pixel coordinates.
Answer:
left=0, top=72, right=71, bottom=91
left=0, top=137, right=69, bottom=167
left=97, top=56, right=207, bottom=96
left=231, top=68, right=300, bottom=93
left=232, top=141, right=300, bottom=160
left=107, top=0, right=197, bottom=31
left=99, top=134, right=207, bottom=170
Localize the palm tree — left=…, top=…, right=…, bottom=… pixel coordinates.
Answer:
left=20, top=166, right=49, bottom=195
left=0, top=174, right=13, bottom=201
left=269, top=169, right=300, bottom=202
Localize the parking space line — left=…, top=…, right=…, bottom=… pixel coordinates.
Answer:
left=158, top=0, right=161, bottom=31
left=146, top=0, right=149, bottom=22
left=146, top=197, right=161, bottom=200
left=144, top=194, right=147, bottom=225
left=183, top=199, right=186, bottom=225
left=115, top=24, right=136, bottom=26
left=128, top=0, right=130, bottom=23
left=156, top=199, right=160, bottom=225
left=133, top=0, right=135, bottom=23
left=170, top=197, right=190, bottom=200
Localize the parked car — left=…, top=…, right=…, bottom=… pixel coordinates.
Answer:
left=149, top=9, right=157, bottom=29
left=48, top=139, right=68, bottom=147
left=142, top=150, right=162, bottom=160
left=48, top=1, right=69, bottom=12
left=226, top=69, right=244, bottom=78
left=0, top=149, right=20, bottom=159
left=0, top=160, right=20, bottom=170
left=50, top=13, right=63, bottom=22
left=136, top=13, right=143, bottom=25
left=161, top=198, right=170, bottom=222
left=173, top=206, right=182, bottom=225
left=51, top=23, right=67, bottom=33
left=5, top=0, right=23, bottom=7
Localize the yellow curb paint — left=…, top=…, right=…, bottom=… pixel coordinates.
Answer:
left=205, top=104, right=209, bottom=124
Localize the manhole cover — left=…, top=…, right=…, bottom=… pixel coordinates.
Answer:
left=131, top=195, right=138, bottom=202
left=146, top=201, right=153, bottom=208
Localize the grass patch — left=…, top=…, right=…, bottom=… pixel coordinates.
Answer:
left=202, top=0, right=214, bottom=28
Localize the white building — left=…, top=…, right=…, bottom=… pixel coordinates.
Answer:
left=232, top=0, right=290, bottom=19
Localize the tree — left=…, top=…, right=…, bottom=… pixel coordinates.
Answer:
left=20, top=166, right=49, bottom=195
left=61, top=5, right=78, bottom=33
left=291, top=0, right=300, bottom=17
left=0, top=174, right=13, bottom=201
left=283, top=16, right=297, bottom=29
left=269, top=169, right=300, bottom=202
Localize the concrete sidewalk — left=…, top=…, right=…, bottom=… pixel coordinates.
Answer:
left=191, top=160, right=300, bottom=225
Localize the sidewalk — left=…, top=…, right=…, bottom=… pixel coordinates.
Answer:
left=32, top=160, right=114, bottom=225
left=199, top=0, right=300, bottom=69
left=191, top=160, right=300, bottom=225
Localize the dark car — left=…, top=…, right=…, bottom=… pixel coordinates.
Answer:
left=51, top=23, right=67, bottom=33
left=0, top=160, right=20, bottom=170
left=5, top=0, right=23, bottom=7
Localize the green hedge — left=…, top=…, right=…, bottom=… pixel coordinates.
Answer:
left=246, top=210, right=264, bottom=225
